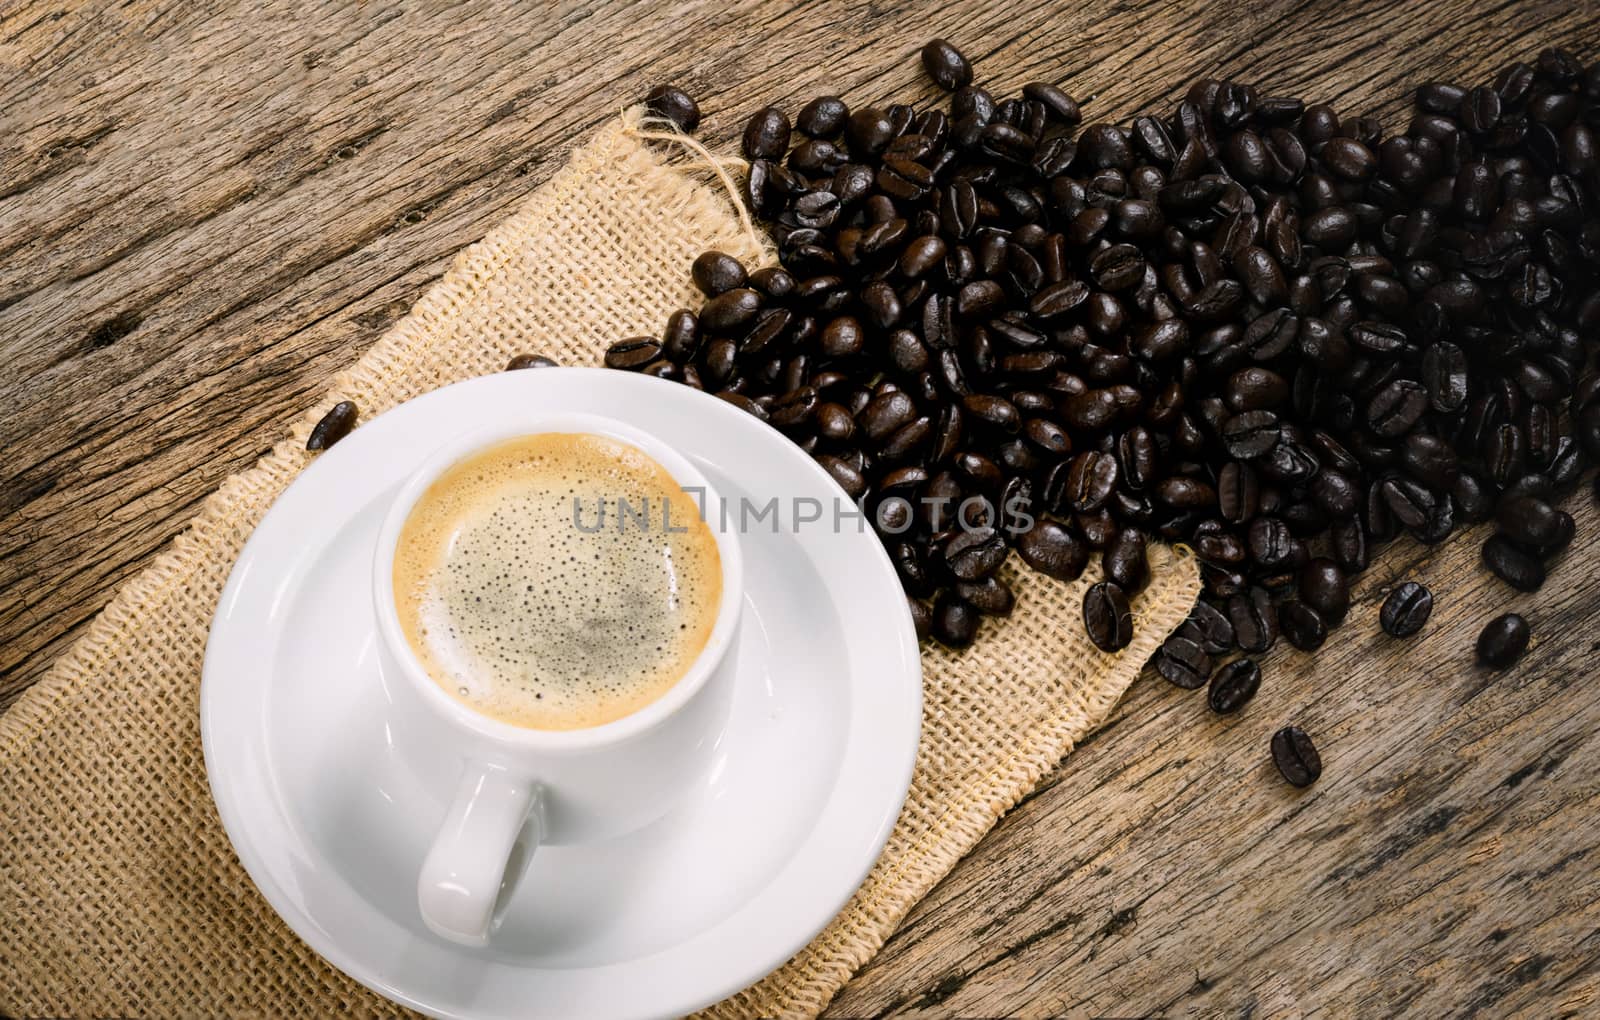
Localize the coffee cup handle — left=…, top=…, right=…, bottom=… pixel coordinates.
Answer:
left=418, top=759, right=542, bottom=946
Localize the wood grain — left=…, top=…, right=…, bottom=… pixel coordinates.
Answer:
left=3, top=0, right=1598, bottom=1015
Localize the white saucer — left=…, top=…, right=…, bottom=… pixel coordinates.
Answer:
left=201, top=369, right=922, bottom=1019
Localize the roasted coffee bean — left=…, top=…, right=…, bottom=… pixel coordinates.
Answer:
left=644, top=84, right=701, bottom=132
left=700, top=288, right=763, bottom=330
left=956, top=576, right=1016, bottom=617
left=1299, top=558, right=1350, bottom=624
left=1271, top=725, right=1322, bottom=787
left=1380, top=581, right=1433, bottom=637
left=306, top=400, right=358, bottom=451
left=1083, top=581, right=1134, bottom=652
left=1482, top=534, right=1545, bottom=591
left=1496, top=495, right=1569, bottom=553
left=604, top=337, right=663, bottom=370
left=1222, top=411, right=1282, bottom=458
left=504, top=354, right=558, bottom=370
left=1064, top=450, right=1120, bottom=511
left=1208, top=658, right=1262, bottom=714
left=1218, top=462, right=1260, bottom=523
left=1183, top=600, right=1236, bottom=655
left=1104, top=527, right=1149, bottom=593
left=1477, top=613, right=1531, bottom=668
left=1156, top=635, right=1213, bottom=689
left=1017, top=520, right=1089, bottom=580
left=921, top=38, right=973, bottom=90
left=908, top=596, right=933, bottom=641
left=1278, top=599, right=1328, bottom=651
left=933, top=592, right=979, bottom=648
left=1228, top=586, right=1278, bottom=653
left=942, top=527, right=1008, bottom=582
left=797, top=95, right=850, bottom=138
left=742, top=107, right=791, bottom=161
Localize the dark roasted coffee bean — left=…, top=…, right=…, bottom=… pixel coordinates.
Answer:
left=1476, top=613, right=1530, bottom=668
left=742, top=107, right=791, bottom=161
left=933, top=592, right=979, bottom=648
left=1184, top=600, right=1235, bottom=655
left=1380, top=581, right=1433, bottom=637
left=1017, top=520, right=1089, bottom=581
left=943, top=527, right=1008, bottom=582
left=1299, top=558, right=1349, bottom=624
left=306, top=400, right=358, bottom=451
left=797, top=95, right=849, bottom=138
left=1481, top=534, right=1545, bottom=592
left=920, top=38, right=973, bottom=90
left=700, top=288, right=763, bottom=330
left=1278, top=600, right=1328, bottom=651
left=1330, top=517, right=1368, bottom=572
left=1222, top=410, right=1281, bottom=459
left=1218, top=462, right=1260, bottom=523
left=1083, top=581, right=1134, bottom=652
left=1228, top=586, right=1278, bottom=654
left=1064, top=450, right=1120, bottom=511
left=1208, top=658, right=1262, bottom=714
left=908, top=596, right=933, bottom=641
left=1023, top=82, right=1082, bottom=126
left=505, top=354, right=558, bottom=371
left=956, top=576, right=1016, bottom=617
left=1272, top=725, right=1322, bottom=787
left=1156, top=635, right=1213, bottom=689
left=1495, top=495, right=1568, bottom=554
left=642, top=80, right=703, bottom=131
left=1103, top=527, right=1149, bottom=593
left=604, top=337, right=663, bottom=370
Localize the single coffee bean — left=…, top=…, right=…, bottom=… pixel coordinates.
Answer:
left=604, top=337, right=664, bottom=370
left=1180, top=600, right=1235, bottom=655
left=1083, top=581, right=1134, bottom=652
left=644, top=84, right=700, bottom=132
left=1017, top=520, right=1089, bottom=581
left=1103, top=527, right=1149, bottom=593
left=797, top=95, right=850, bottom=138
left=933, top=592, right=979, bottom=648
left=1380, top=581, right=1433, bottom=637
left=1299, top=558, right=1349, bottom=624
left=921, top=38, right=973, bottom=90
left=907, top=596, right=932, bottom=641
left=1278, top=600, right=1328, bottom=651
left=1481, top=535, right=1545, bottom=592
left=1271, top=725, right=1322, bottom=787
left=956, top=576, right=1016, bottom=617
left=1228, top=586, right=1278, bottom=653
left=742, top=106, right=792, bottom=161
left=1476, top=613, right=1531, bottom=668
left=700, top=287, right=763, bottom=330
left=1156, top=635, right=1213, bottom=689
left=1208, top=658, right=1262, bottom=714
left=306, top=400, right=358, bottom=451
left=504, top=354, right=558, bottom=371
left=1495, top=495, right=1567, bottom=553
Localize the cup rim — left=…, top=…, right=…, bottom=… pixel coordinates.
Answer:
left=371, top=410, right=744, bottom=754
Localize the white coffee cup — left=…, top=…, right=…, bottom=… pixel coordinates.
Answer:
left=370, top=411, right=744, bottom=947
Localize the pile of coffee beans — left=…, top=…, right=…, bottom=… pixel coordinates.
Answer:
left=604, top=42, right=1600, bottom=784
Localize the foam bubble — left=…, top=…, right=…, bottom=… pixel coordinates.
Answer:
left=392, top=433, right=721, bottom=730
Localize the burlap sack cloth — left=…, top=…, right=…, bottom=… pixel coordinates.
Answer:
left=0, top=108, right=1200, bottom=1018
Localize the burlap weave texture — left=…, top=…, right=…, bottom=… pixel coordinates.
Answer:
left=0, top=109, right=1200, bottom=1018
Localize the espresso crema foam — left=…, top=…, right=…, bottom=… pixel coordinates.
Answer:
left=393, top=433, right=722, bottom=730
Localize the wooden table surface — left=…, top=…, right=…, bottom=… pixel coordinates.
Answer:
left=5, top=0, right=1599, bottom=1015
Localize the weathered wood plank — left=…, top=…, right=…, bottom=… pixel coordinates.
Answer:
left=3, top=0, right=1599, bottom=1014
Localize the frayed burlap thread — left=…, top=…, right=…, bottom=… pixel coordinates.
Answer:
left=0, top=108, right=1199, bottom=1019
